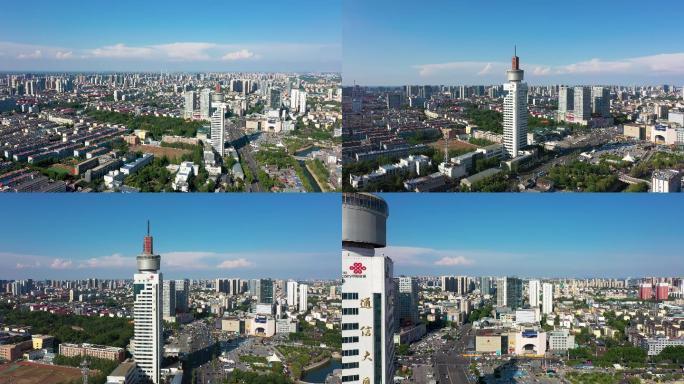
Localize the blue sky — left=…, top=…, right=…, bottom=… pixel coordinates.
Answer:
left=0, top=194, right=340, bottom=280
left=343, top=0, right=684, bottom=85
left=0, top=0, right=340, bottom=72
left=377, top=194, right=683, bottom=278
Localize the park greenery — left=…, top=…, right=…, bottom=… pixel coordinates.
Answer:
left=288, top=318, right=341, bottom=349
left=307, top=158, right=331, bottom=191
left=254, top=145, right=314, bottom=192
left=277, top=345, right=331, bottom=380
left=547, top=161, right=621, bottom=192
left=86, top=109, right=204, bottom=139
left=468, top=304, right=494, bottom=323
left=0, top=306, right=133, bottom=349
left=465, top=107, right=503, bottom=134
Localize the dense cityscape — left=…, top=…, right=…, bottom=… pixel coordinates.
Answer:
left=342, top=53, right=684, bottom=192
left=341, top=193, right=684, bottom=384
left=0, top=224, right=342, bottom=384
left=0, top=72, right=342, bottom=192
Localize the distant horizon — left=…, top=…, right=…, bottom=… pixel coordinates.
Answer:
left=0, top=1, right=340, bottom=72
left=343, top=0, right=684, bottom=85
left=376, top=194, right=684, bottom=278
left=342, top=83, right=683, bottom=88
left=0, top=194, right=340, bottom=280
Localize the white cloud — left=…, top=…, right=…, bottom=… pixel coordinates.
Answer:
left=55, top=51, right=73, bottom=60
left=17, top=50, right=42, bottom=59
left=78, top=253, right=135, bottom=269
left=383, top=246, right=476, bottom=267
left=154, top=42, right=216, bottom=60
left=221, top=49, right=255, bottom=61
left=90, top=44, right=154, bottom=59
left=434, top=256, right=475, bottom=266
left=16, top=261, right=41, bottom=269
left=50, top=258, right=73, bottom=269
left=415, top=52, right=684, bottom=80
left=216, top=258, right=253, bottom=269
left=532, top=66, right=551, bottom=76
left=477, top=62, right=493, bottom=76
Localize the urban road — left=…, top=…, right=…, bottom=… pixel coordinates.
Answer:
left=226, top=120, right=262, bottom=192
left=434, top=324, right=474, bottom=384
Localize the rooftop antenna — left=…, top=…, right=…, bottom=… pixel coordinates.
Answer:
left=514, top=45, right=517, bottom=57
left=147, top=220, right=150, bottom=236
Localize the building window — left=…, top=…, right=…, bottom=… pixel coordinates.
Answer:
left=342, top=323, right=359, bottom=330
left=342, top=292, right=358, bottom=300
left=342, top=308, right=359, bottom=315
left=342, top=349, right=359, bottom=356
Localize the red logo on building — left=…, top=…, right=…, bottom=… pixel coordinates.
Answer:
left=349, top=262, right=366, bottom=274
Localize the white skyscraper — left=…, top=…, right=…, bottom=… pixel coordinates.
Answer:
left=528, top=279, right=540, bottom=308
left=287, top=280, right=298, bottom=310
left=542, top=283, right=553, bottom=315
left=211, top=105, right=226, bottom=157
left=503, top=49, right=528, bottom=159
left=574, top=86, right=591, bottom=122
left=199, top=89, right=212, bottom=120
left=183, top=91, right=195, bottom=119
left=162, top=279, right=176, bottom=319
left=342, top=193, right=395, bottom=384
left=131, top=222, right=162, bottom=383
left=496, top=277, right=507, bottom=307
left=298, top=284, right=309, bottom=314
left=290, top=89, right=307, bottom=115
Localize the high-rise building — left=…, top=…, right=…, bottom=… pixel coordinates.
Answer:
left=558, top=86, right=574, bottom=115
left=131, top=222, right=162, bottom=383
left=174, top=279, right=189, bottom=312
left=528, top=280, right=540, bottom=308
left=291, top=89, right=307, bottom=115
left=183, top=91, right=195, bottom=119
left=342, top=193, right=395, bottom=384
left=479, top=276, right=494, bottom=296
left=573, top=86, right=591, bottom=121
left=638, top=283, right=653, bottom=300
left=497, top=277, right=523, bottom=310
left=162, top=280, right=176, bottom=318
left=496, top=277, right=507, bottom=307
left=270, top=89, right=281, bottom=110
left=386, top=93, right=401, bottom=109
left=503, top=49, right=528, bottom=159
left=542, top=283, right=553, bottom=315
left=397, top=276, right=419, bottom=326
left=298, top=284, right=309, bottom=314
left=591, top=86, right=610, bottom=118
left=286, top=280, right=298, bottom=310
left=211, top=105, right=226, bottom=157
left=257, top=279, right=273, bottom=304
left=655, top=283, right=670, bottom=301
left=199, top=89, right=212, bottom=120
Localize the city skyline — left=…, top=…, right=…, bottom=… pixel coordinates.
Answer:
left=343, top=0, right=684, bottom=85
left=0, top=194, right=340, bottom=280
left=0, top=0, right=341, bottom=72
left=377, top=194, right=683, bottom=277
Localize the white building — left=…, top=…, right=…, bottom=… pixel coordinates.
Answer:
left=183, top=91, right=195, bottom=119
left=172, top=162, right=198, bottom=192
left=542, top=283, right=553, bottom=315
left=342, top=193, right=395, bottom=384
left=298, top=284, right=308, bottom=314
left=131, top=223, right=162, bottom=383
left=211, top=105, right=226, bottom=157
left=503, top=51, right=528, bottom=159
left=199, top=89, right=212, bottom=120
left=290, top=89, right=307, bottom=115
left=162, top=280, right=176, bottom=320
left=528, top=280, right=540, bottom=309
left=286, top=281, right=298, bottom=310
left=652, top=169, right=681, bottom=192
